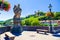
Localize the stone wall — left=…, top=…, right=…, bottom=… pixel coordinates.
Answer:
left=22, top=26, right=49, bottom=31
left=0, top=26, right=11, bottom=34
left=0, top=26, right=60, bottom=34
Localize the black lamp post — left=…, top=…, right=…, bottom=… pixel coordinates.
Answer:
left=48, top=4, right=52, bottom=12
left=48, top=4, right=53, bottom=33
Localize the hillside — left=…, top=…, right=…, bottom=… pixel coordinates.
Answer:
left=0, top=11, right=60, bottom=27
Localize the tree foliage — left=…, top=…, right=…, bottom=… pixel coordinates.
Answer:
left=2, top=10, right=60, bottom=26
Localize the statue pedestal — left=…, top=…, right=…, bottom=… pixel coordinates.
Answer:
left=11, top=25, right=22, bottom=36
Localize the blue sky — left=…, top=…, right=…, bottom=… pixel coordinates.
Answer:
left=0, top=0, right=60, bottom=21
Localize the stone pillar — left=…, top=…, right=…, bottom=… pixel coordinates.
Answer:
left=11, top=4, right=22, bottom=36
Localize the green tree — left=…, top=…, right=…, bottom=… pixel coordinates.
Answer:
left=55, top=12, right=60, bottom=17
left=31, top=18, right=40, bottom=26
left=38, top=16, right=47, bottom=20
left=35, top=10, right=45, bottom=17
left=25, top=19, right=31, bottom=26
left=54, top=12, right=60, bottom=20
left=21, top=20, right=25, bottom=26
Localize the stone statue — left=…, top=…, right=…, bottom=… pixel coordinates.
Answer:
left=13, top=4, right=22, bottom=25
left=11, top=4, right=22, bottom=36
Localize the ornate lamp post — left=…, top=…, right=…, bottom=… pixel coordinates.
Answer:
left=48, top=4, right=53, bottom=33
left=48, top=4, right=52, bottom=12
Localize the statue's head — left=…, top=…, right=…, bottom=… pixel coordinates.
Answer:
left=18, top=4, right=20, bottom=7
left=13, top=4, right=22, bottom=14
